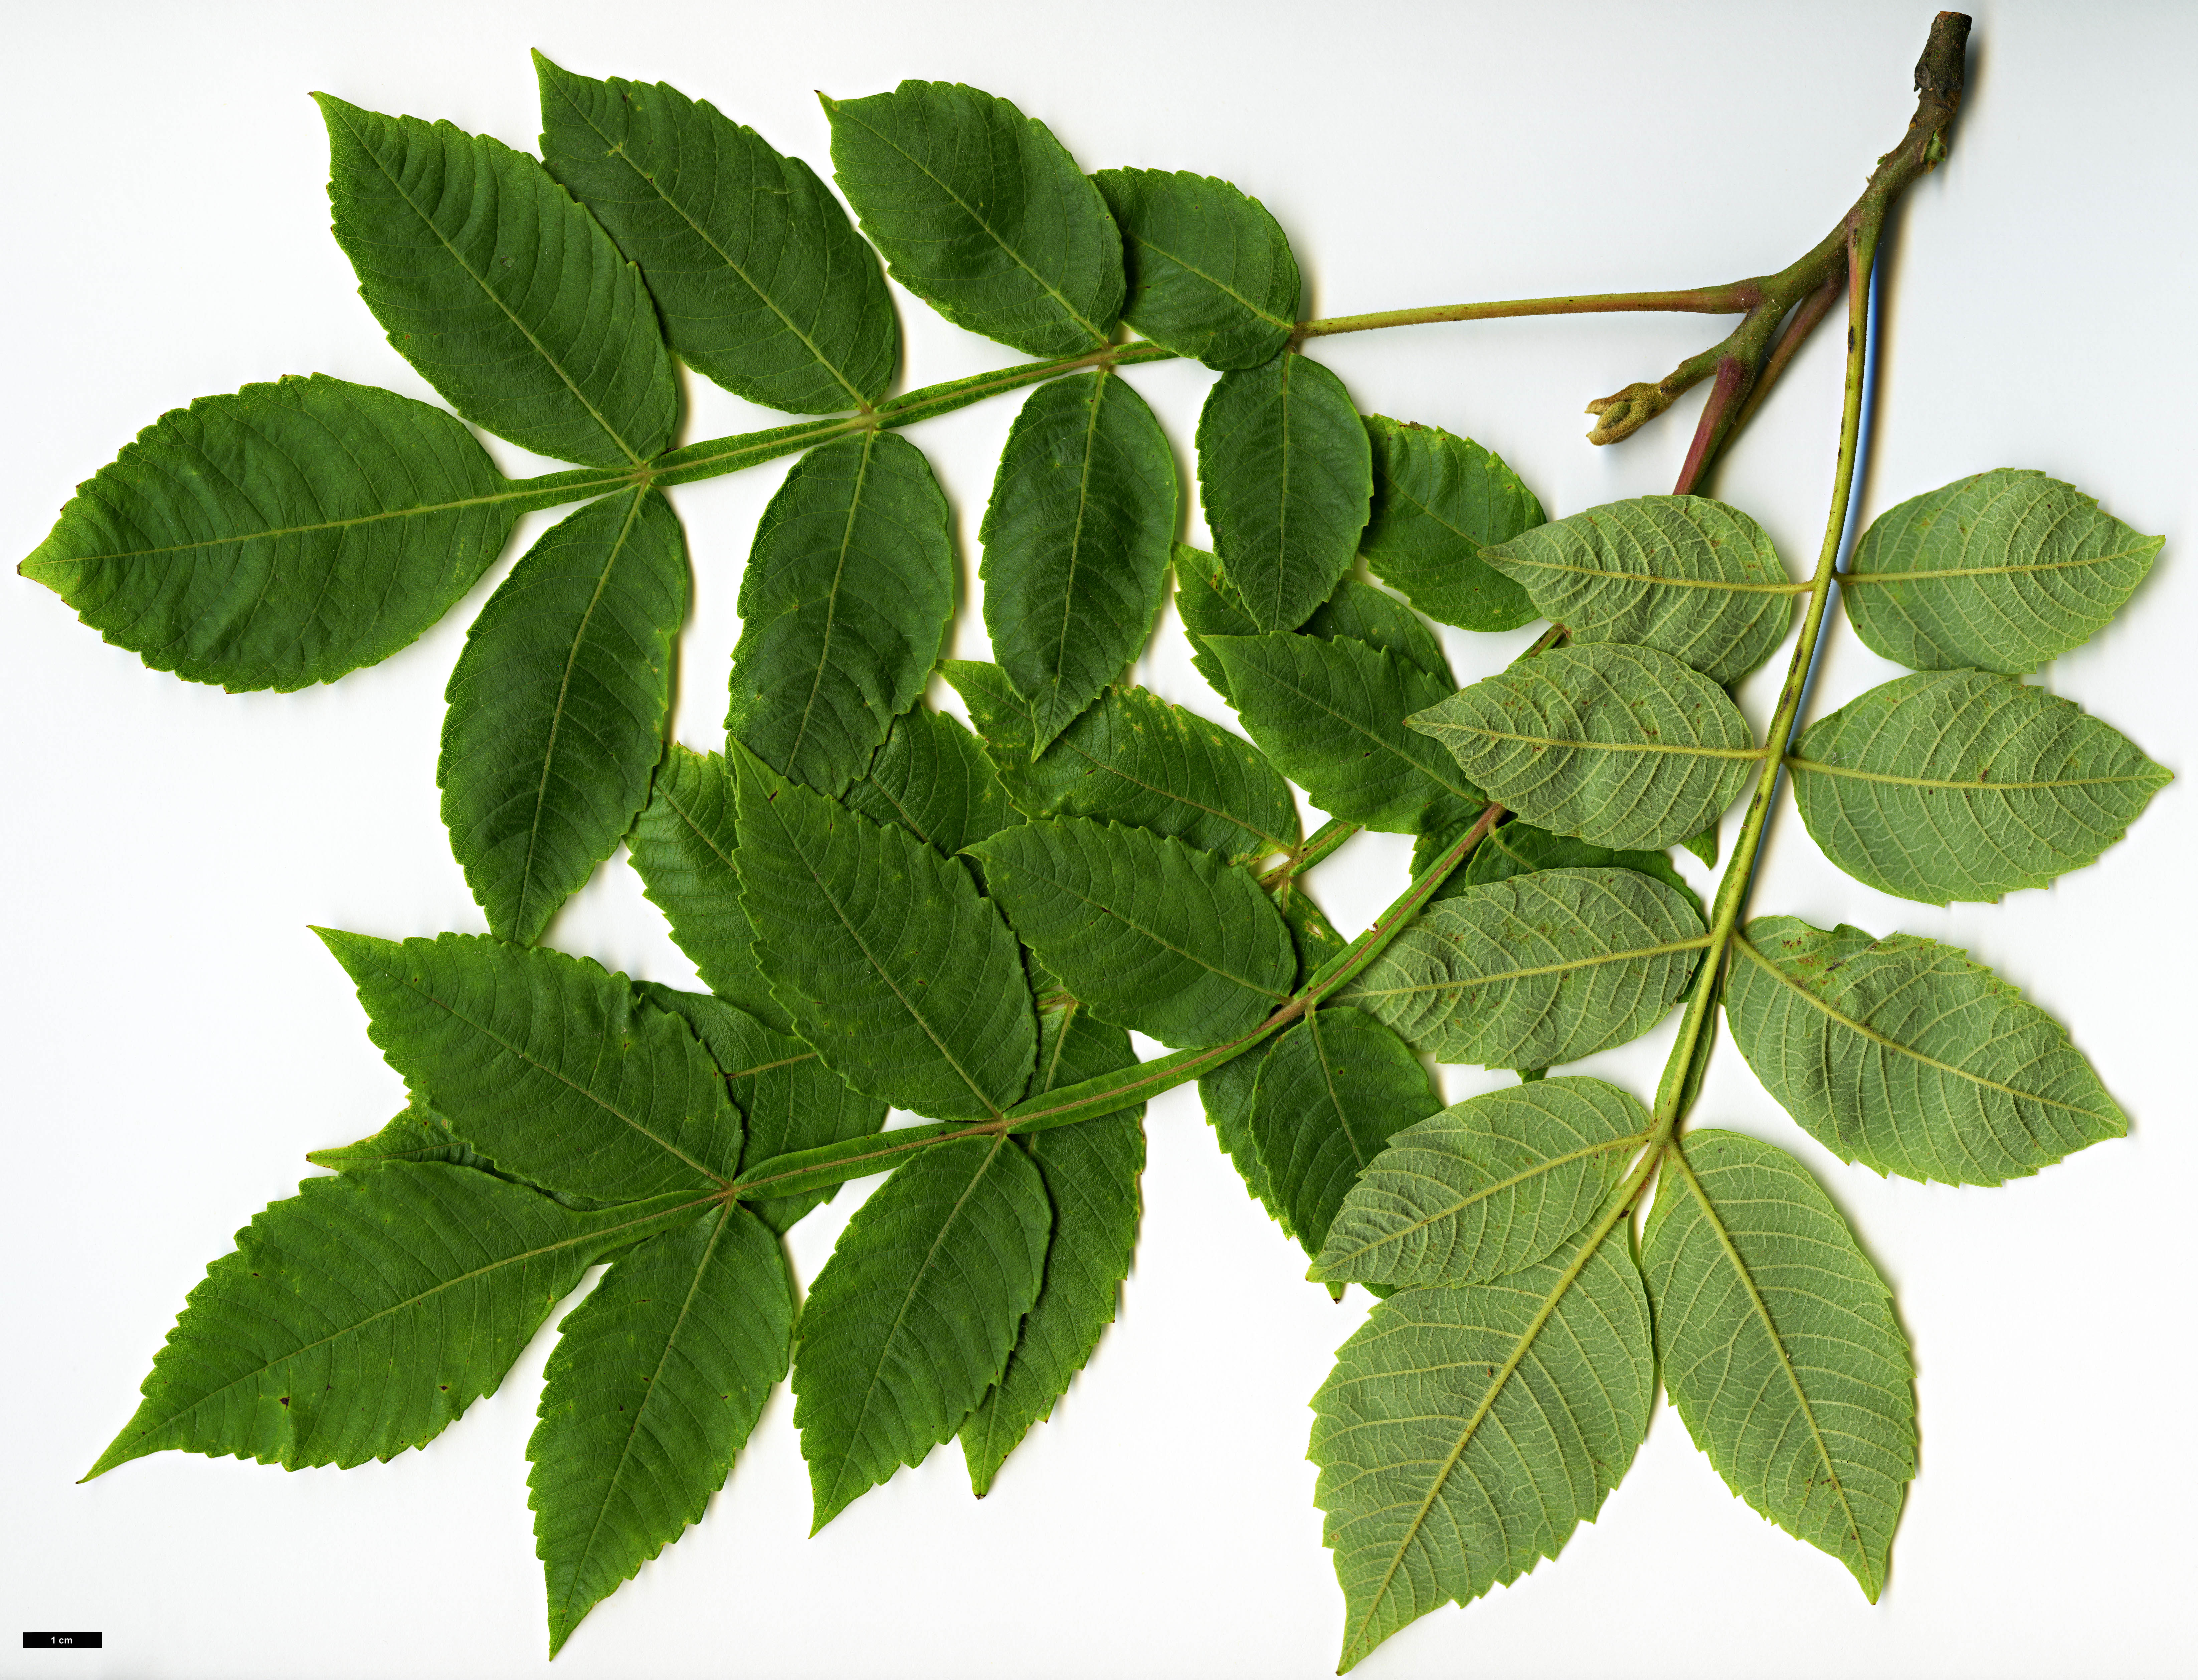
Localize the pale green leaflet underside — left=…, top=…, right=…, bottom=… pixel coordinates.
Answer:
left=1643, top=1132, right=1916, bottom=1601
left=1788, top=668, right=2169, bottom=903
left=1311, top=1235, right=1653, bottom=1672
left=1726, top=916, right=2125, bottom=1184
left=1352, top=868, right=1706, bottom=1069
left=1313, top=1078, right=1647, bottom=1287
left=1483, top=494, right=1797, bottom=684
left=1411, top=642, right=1761, bottom=852
left=1842, top=468, right=2161, bottom=674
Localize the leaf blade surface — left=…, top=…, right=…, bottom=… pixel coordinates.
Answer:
left=316, top=95, right=676, bottom=466
left=20, top=375, right=520, bottom=691
left=1092, top=167, right=1300, bottom=369
left=1360, top=416, right=1541, bottom=632
left=1788, top=669, right=2169, bottom=903
left=1726, top=916, right=2125, bottom=1184
left=1642, top=1131, right=1916, bottom=1599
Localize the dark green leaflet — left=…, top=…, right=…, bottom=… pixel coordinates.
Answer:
left=20, top=375, right=521, bottom=691
left=1312, top=1078, right=1646, bottom=1287
left=843, top=706, right=1018, bottom=858
left=725, top=431, right=956, bottom=794
left=535, top=54, right=897, bottom=414
left=626, top=743, right=791, bottom=1034
left=961, top=1003, right=1145, bottom=1495
left=315, top=96, right=676, bottom=468
left=981, top=370, right=1178, bottom=749
left=734, top=752, right=1036, bottom=1120
left=1841, top=469, right=2162, bottom=674
left=1351, top=868, right=1705, bottom=1069
left=1642, top=1131, right=1916, bottom=1600
left=1482, top=495, right=1797, bottom=684
left=530, top=1205, right=792, bottom=1656
left=89, top=1165, right=708, bottom=1478
left=824, top=80, right=1122, bottom=356
left=1208, top=632, right=1484, bottom=835
left=1303, top=576, right=1452, bottom=684
left=1788, top=669, right=2170, bottom=903
left=1311, top=1233, right=1654, bottom=1672
left=1197, top=352, right=1373, bottom=632
left=792, top=1136, right=1051, bottom=1529
left=1725, top=916, right=2125, bottom=1185
left=1360, top=416, right=1541, bottom=632
left=1173, top=543, right=1264, bottom=701
left=1092, top=167, right=1301, bottom=369
left=318, top=930, right=741, bottom=1202
left=969, top=817, right=1296, bottom=1047
left=946, top=661, right=1300, bottom=862
left=1199, top=1042, right=1285, bottom=1222
left=440, top=489, right=687, bottom=946
left=634, top=983, right=888, bottom=1232
left=1250, top=1006, right=1438, bottom=1264
left=1412, top=642, right=1760, bottom=852
left=306, top=1104, right=616, bottom=1210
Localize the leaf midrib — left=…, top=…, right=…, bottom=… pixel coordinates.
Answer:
left=784, top=434, right=876, bottom=777
left=1784, top=756, right=2162, bottom=790
left=1038, top=372, right=1111, bottom=740
left=1443, top=724, right=1767, bottom=761
left=1490, top=552, right=1808, bottom=594
left=1842, top=537, right=2159, bottom=584
left=1122, top=227, right=1292, bottom=330
left=1052, top=715, right=1296, bottom=856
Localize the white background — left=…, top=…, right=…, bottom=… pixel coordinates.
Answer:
left=4, top=2, right=2193, bottom=1676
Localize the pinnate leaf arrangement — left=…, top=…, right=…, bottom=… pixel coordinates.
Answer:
left=28, top=14, right=2176, bottom=1669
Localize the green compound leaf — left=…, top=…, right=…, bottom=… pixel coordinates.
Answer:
left=440, top=489, right=686, bottom=946
left=1251, top=1006, right=1439, bottom=1262
left=1209, top=633, right=1485, bottom=835
left=968, top=817, right=1295, bottom=1048
left=1313, top=1077, right=1648, bottom=1288
left=735, top=752, right=1036, bottom=1120
left=1304, top=576, right=1452, bottom=684
left=634, top=984, right=887, bottom=1232
left=726, top=432, right=955, bottom=794
left=793, top=1136, right=1051, bottom=1530
left=1091, top=167, right=1301, bottom=370
left=824, top=80, right=1121, bottom=357
left=1311, top=1232, right=1653, bottom=1672
left=1726, top=916, right=2126, bottom=1185
left=20, top=375, right=520, bottom=692
left=1360, top=416, right=1542, bottom=633
left=318, top=930, right=741, bottom=1201
left=946, top=662, right=1299, bottom=862
left=88, top=1164, right=707, bottom=1479
left=1431, top=818, right=1697, bottom=913
left=1642, top=1130, right=1917, bottom=1601
left=529, top=1203, right=792, bottom=1657
left=1411, top=642, right=1760, bottom=851
left=535, top=55, right=896, bottom=415
left=1788, top=669, right=2170, bottom=903
left=1197, top=352, right=1373, bottom=631
left=843, top=706, right=1018, bottom=858
left=980, top=370, right=1178, bottom=748
left=1842, top=469, right=2163, bottom=674
left=315, top=95, right=676, bottom=468
left=627, top=744, right=790, bottom=1034
left=962, top=1003, right=1145, bottom=1496
left=1352, top=868, right=1706, bottom=1069
left=1483, top=496, right=1797, bottom=684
